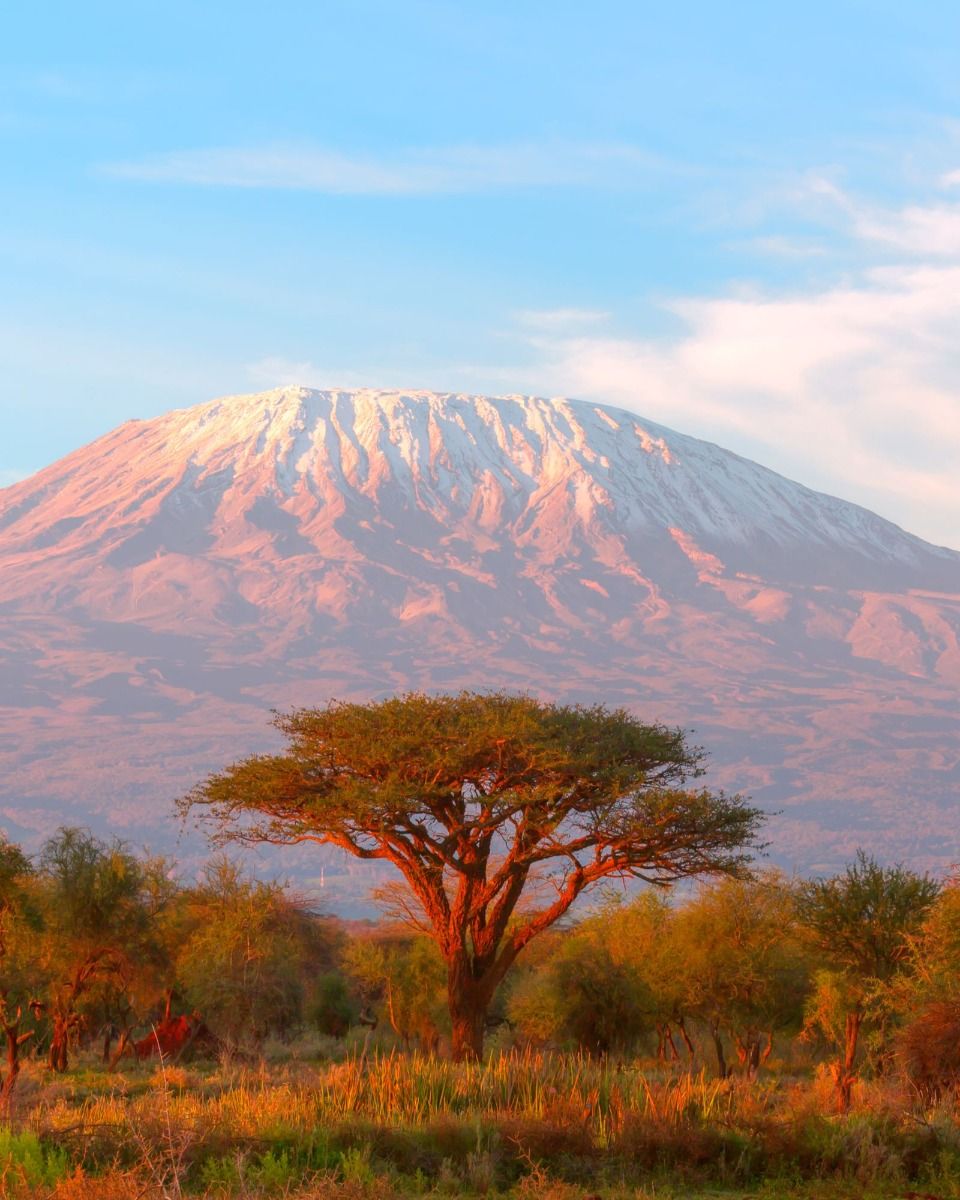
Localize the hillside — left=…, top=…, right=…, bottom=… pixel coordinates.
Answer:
left=2, top=387, right=958, bottom=901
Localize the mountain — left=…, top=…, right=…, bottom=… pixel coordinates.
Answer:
left=2, top=387, right=959, bottom=902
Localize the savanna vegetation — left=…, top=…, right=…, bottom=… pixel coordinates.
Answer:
left=1, top=693, right=957, bottom=1200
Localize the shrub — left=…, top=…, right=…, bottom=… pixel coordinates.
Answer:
left=900, top=999, right=960, bottom=1100
left=0, top=1128, right=70, bottom=1195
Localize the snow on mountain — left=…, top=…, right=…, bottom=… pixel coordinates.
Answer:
left=2, top=387, right=959, bottom=900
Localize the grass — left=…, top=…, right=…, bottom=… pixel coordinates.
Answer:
left=3, top=1046, right=960, bottom=1199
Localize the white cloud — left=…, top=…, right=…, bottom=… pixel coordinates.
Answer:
left=737, top=235, right=827, bottom=259
left=519, top=257, right=960, bottom=549
left=854, top=204, right=960, bottom=256
left=514, top=308, right=611, bottom=331
left=0, top=469, right=27, bottom=488
left=101, top=141, right=668, bottom=195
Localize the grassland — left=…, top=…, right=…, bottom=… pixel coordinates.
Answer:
left=2, top=1041, right=959, bottom=1200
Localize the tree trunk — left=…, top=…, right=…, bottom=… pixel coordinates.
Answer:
left=663, top=1023, right=680, bottom=1061
left=745, top=1037, right=761, bottom=1081
left=450, top=1000, right=486, bottom=1062
left=734, top=1032, right=763, bottom=1081
left=835, top=1008, right=862, bottom=1113
left=711, top=1024, right=728, bottom=1079
left=0, top=1008, right=32, bottom=1109
left=108, top=1028, right=132, bottom=1072
left=677, top=1016, right=696, bottom=1060
left=49, top=1014, right=70, bottom=1073
left=447, top=953, right=494, bottom=1062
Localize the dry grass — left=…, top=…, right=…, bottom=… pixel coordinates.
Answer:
left=2, top=1049, right=960, bottom=1199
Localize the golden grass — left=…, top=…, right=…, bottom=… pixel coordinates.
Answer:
left=4, top=1050, right=960, bottom=1199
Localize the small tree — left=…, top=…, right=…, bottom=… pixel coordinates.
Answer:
left=672, top=872, right=809, bottom=1079
left=342, top=932, right=447, bottom=1051
left=175, top=859, right=315, bottom=1051
left=507, top=893, right=673, bottom=1055
left=890, top=881, right=960, bottom=1099
left=182, top=692, right=763, bottom=1060
left=36, top=828, right=168, bottom=1072
left=0, top=837, right=36, bottom=1106
left=797, top=850, right=939, bottom=1110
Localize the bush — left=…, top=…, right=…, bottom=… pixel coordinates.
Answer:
left=900, top=999, right=960, bottom=1100
left=0, top=1128, right=70, bottom=1195
left=309, top=973, right=357, bottom=1038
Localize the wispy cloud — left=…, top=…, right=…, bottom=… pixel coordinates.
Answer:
left=101, top=141, right=670, bottom=195
left=516, top=186, right=960, bottom=549
left=853, top=203, right=960, bottom=256
left=514, top=308, right=611, bottom=331
left=736, top=235, right=828, bottom=259
left=0, top=469, right=27, bottom=488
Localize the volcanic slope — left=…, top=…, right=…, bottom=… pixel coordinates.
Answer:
left=2, top=387, right=959, bottom=892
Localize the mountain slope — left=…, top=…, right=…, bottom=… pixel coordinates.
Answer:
left=2, top=387, right=959, bottom=899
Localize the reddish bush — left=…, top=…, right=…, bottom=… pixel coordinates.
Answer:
left=900, top=999, right=960, bottom=1099
left=132, top=1014, right=217, bottom=1062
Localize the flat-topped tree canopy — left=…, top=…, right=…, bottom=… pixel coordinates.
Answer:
left=181, top=691, right=764, bottom=1059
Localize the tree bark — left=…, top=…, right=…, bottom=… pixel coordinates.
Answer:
left=0, top=1008, right=32, bottom=1109
left=677, top=1016, right=696, bottom=1060
left=450, top=1000, right=486, bottom=1062
left=108, top=1028, right=132, bottom=1072
left=711, top=1024, right=728, bottom=1079
left=835, top=1008, right=862, bottom=1113
left=49, top=1014, right=70, bottom=1073
left=734, top=1032, right=764, bottom=1081
left=446, top=952, right=498, bottom=1062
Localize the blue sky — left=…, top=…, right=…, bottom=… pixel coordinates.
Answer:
left=4, top=1, right=960, bottom=546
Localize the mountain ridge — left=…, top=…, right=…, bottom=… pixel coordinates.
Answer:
left=2, top=387, right=958, bottom=903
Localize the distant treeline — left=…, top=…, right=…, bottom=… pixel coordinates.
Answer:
left=0, top=828, right=958, bottom=1111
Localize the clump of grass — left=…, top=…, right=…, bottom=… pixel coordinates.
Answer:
left=10, top=1048, right=960, bottom=1198
left=0, top=1126, right=71, bottom=1196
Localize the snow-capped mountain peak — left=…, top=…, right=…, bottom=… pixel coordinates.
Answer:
left=2, top=387, right=959, bottom=890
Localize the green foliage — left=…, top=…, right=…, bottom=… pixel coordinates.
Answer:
left=797, top=850, right=940, bottom=983
left=0, top=1128, right=69, bottom=1190
left=182, top=692, right=762, bottom=885
left=339, top=1143, right=377, bottom=1185
left=507, top=894, right=671, bottom=1052
left=176, top=858, right=313, bottom=1049
left=27, top=827, right=176, bottom=1070
left=674, top=872, right=810, bottom=1071
left=0, top=836, right=39, bottom=1011
left=796, top=852, right=940, bottom=1103
left=182, top=690, right=764, bottom=1059
left=902, top=880, right=960, bottom=1003
left=308, top=970, right=357, bottom=1037
left=342, top=931, right=447, bottom=1047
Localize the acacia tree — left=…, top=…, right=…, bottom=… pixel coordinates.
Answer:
left=175, top=859, right=316, bottom=1051
left=672, top=872, right=809, bottom=1080
left=36, top=828, right=171, bottom=1071
left=182, top=692, right=763, bottom=1060
left=0, top=837, right=36, bottom=1106
left=797, top=851, right=939, bottom=1110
